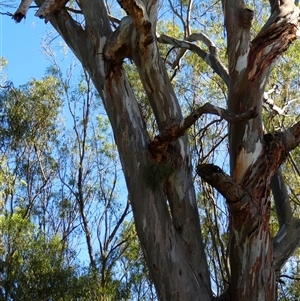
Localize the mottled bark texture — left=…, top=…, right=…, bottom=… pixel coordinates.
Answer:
left=14, top=0, right=300, bottom=300
left=198, top=122, right=300, bottom=300
left=32, top=0, right=213, bottom=300
left=219, top=0, right=300, bottom=300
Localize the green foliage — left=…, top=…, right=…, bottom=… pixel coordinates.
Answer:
left=118, top=221, right=156, bottom=300
left=0, top=57, right=8, bottom=84
left=144, top=161, right=174, bottom=190
left=0, top=211, right=78, bottom=301
left=0, top=76, right=62, bottom=150
left=0, top=61, right=138, bottom=300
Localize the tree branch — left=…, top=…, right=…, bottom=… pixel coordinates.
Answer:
left=116, top=3, right=212, bottom=294
left=279, top=273, right=300, bottom=281
left=149, top=103, right=257, bottom=162
left=263, top=85, right=300, bottom=116
left=35, top=0, right=68, bottom=20
left=249, top=1, right=300, bottom=82
left=271, top=135, right=300, bottom=271
left=271, top=169, right=293, bottom=229
left=157, top=33, right=229, bottom=86
left=13, top=0, right=33, bottom=22
left=197, top=164, right=246, bottom=204
left=270, top=168, right=300, bottom=272
left=260, top=0, right=298, bottom=35
left=282, top=120, right=300, bottom=152
left=166, top=0, right=186, bottom=34
left=186, top=0, right=193, bottom=36
left=118, top=0, right=154, bottom=48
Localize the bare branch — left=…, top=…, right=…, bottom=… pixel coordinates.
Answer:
left=168, top=48, right=187, bottom=71
left=263, top=85, right=300, bottom=116
left=188, top=32, right=216, bottom=47
left=157, top=33, right=229, bottom=86
left=65, top=6, right=82, bottom=14
left=33, top=3, right=87, bottom=65
left=186, top=0, right=193, bottom=36
left=105, top=199, right=130, bottom=250
left=167, top=0, right=186, bottom=35
left=288, top=153, right=300, bottom=177
left=149, top=103, right=256, bottom=162
left=0, top=11, right=14, bottom=17
left=0, top=81, right=14, bottom=89
left=279, top=274, right=300, bottom=281
left=108, top=14, right=121, bottom=25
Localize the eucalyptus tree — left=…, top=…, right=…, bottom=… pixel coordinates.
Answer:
left=9, top=0, right=300, bottom=300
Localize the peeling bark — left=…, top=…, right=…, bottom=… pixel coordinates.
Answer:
left=118, top=0, right=212, bottom=296
left=103, top=16, right=133, bottom=63
left=197, top=119, right=300, bottom=299
left=220, top=1, right=300, bottom=299
left=197, top=163, right=275, bottom=300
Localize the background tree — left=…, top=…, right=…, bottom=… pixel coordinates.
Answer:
left=0, top=54, right=151, bottom=299
left=5, top=0, right=300, bottom=300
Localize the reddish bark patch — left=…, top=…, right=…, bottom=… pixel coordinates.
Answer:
left=249, top=22, right=298, bottom=84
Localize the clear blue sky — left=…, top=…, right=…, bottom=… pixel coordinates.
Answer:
left=1, top=6, right=71, bottom=86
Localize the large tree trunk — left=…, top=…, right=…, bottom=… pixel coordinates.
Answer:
left=221, top=0, right=300, bottom=299
left=32, top=0, right=212, bottom=300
